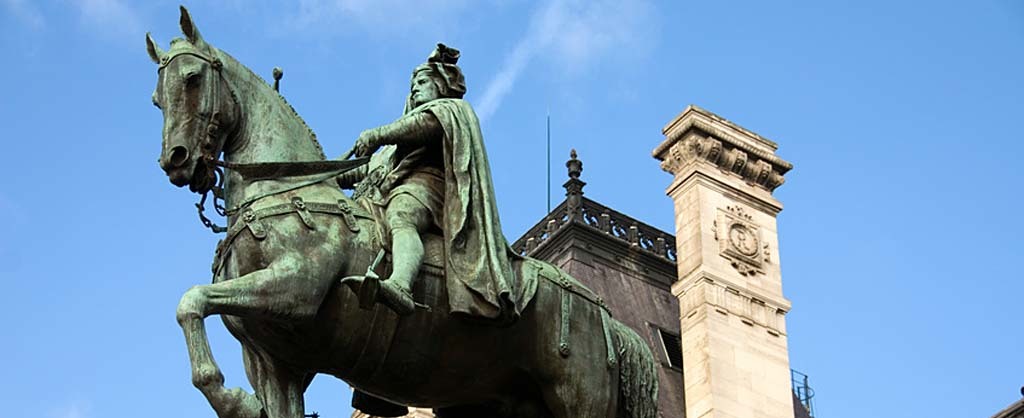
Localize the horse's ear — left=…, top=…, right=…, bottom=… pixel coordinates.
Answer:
left=179, top=5, right=204, bottom=46
left=146, top=32, right=165, bottom=64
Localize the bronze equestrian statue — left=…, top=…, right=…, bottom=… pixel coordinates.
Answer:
left=147, top=6, right=658, bottom=418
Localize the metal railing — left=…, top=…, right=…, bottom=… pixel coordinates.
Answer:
left=512, top=197, right=677, bottom=263
left=791, top=369, right=815, bottom=417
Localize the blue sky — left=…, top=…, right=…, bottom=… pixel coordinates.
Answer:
left=1, top=1, right=1022, bottom=417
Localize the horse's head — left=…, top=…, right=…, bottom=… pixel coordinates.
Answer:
left=147, top=6, right=238, bottom=194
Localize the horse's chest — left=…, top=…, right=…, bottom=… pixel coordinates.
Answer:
left=212, top=226, right=284, bottom=284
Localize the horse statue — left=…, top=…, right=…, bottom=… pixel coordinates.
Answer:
left=146, top=7, right=657, bottom=418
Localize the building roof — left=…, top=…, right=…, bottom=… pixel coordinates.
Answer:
left=511, top=149, right=677, bottom=270
left=992, top=390, right=1024, bottom=418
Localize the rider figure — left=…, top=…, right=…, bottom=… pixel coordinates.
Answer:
left=337, top=44, right=516, bottom=321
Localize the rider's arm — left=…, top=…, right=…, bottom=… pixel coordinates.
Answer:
left=335, top=165, right=368, bottom=189
left=371, top=111, right=443, bottom=147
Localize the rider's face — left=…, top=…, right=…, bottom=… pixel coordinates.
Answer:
left=411, top=72, right=441, bottom=108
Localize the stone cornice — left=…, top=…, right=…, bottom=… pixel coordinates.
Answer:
left=658, top=105, right=780, bottom=154
left=653, top=105, right=792, bottom=192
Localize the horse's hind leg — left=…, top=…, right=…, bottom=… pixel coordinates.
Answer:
left=243, top=345, right=309, bottom=418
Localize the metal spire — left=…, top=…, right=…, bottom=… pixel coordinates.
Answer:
left=547, top=111, right=551, bottom=213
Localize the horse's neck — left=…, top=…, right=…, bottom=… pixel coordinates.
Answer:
left=225, top=56, right=323, bottom=165
left=219, top=55, right=326, bottom=210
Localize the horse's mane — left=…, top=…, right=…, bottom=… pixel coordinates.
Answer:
left=222, top=51, right=326, bottom=159
left=171, top=38, right=327, bottom=160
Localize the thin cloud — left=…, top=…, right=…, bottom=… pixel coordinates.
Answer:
left=71, top=0, right=142, bottom=38
left=50, top=400, right=89, bottom=418
left=2, top=0, right=45, bottom=29
left=287, top=0, right=469, bottom=35
left=475, top=0, right=654, bottom=123
left=475, top=41, right=534, bottom=123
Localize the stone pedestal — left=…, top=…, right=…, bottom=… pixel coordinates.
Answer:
left=653, top=105, right=795, bottom=418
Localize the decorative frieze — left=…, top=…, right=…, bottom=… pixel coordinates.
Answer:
left=659, top=133, right=787, bottom=191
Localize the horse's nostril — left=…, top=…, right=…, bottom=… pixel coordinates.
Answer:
left=169, top=146, right=190, bottom=168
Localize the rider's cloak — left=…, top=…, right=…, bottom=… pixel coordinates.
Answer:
left=421, top=98, right=515, bottom=320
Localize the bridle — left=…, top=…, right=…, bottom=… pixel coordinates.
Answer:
left=158, top=47, right=240, bottom=233
left=157, top=46, right=369, bottom=234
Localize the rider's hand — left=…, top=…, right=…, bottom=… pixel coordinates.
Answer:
left=354, top=129, right=382, bottom=157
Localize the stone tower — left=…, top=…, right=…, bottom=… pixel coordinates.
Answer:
left=653, top=105, right=795, bottom=418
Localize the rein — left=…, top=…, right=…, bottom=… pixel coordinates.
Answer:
left=198, top=157, right=370, bottom=234
left=196, top=167, right=228, bottom=233
left=217, top=157, right=370, bottom=217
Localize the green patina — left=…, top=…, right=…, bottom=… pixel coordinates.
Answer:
left=147, top=6, right=658, bottom=418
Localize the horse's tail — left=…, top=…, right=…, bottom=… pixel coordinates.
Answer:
left=611, top=318, right=659, bottom=418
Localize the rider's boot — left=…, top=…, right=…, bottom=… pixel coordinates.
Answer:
left=378, top=226, right=421, bottom=315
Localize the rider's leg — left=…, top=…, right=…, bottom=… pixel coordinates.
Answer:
left=379, top=193, right=431, bottom=315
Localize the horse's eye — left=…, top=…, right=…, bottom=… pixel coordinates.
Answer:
left=185, top=72, right=202, bottom=87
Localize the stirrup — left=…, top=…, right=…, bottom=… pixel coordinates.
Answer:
left=333, top=250, right=386, bottom=309
left=339, top=249, right=428, bottom=315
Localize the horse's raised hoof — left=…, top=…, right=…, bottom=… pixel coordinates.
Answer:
left=378, top=280, right=415, bottom=316
left=212, top=387, right=264, bottom=418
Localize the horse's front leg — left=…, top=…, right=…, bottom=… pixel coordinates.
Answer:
left=176, top=296, right=265, bottom=418
left=176, top=252, right=336, bottom=418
